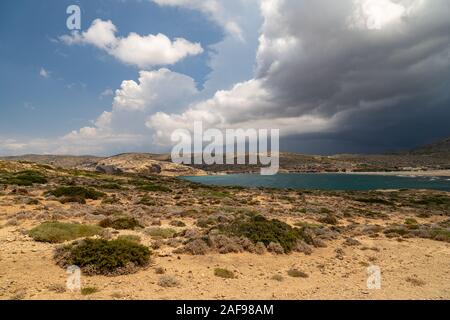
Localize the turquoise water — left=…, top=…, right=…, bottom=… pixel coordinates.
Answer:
left=183, top=173, right=450, bottom=191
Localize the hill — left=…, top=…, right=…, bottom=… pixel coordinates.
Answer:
left=411, top=137, right=450, bottom=155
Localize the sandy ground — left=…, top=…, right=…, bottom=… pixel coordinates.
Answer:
left=1, top=223, right=449, bottom=300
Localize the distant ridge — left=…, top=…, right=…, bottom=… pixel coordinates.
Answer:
left=410, top=137, right=450, bottom=155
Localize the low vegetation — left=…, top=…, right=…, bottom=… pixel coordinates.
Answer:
left=384, top=224, right=450, bottom=243
left=158, top=275, right=179, bottom=287
left=0, top=170, right=47, bottom=186
left=46, top=186, right=105, bottom=202
left=412, top=195, right=450, bottom=210
left=28, top=221, right=102, bottom=243
left=99, top=217, right=142, bottom=230
left=54, top=238, right=151, bottom=276
left=117, top=235, right=141, bottom=243
left=145, top=227, right=177, bottom=239
left=139, top=184, right=172, bottom=192
left=222, top=215, right=306, bottom=253
left=214, top=268, right=235, bottom=279
left=81, top=287, right=99, bottom=295
left=287, top=269, right=309, bottom=278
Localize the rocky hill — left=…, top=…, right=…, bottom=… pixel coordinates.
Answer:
left=410, top=137, right=450, bottom=155
left=0, top=154, right=102, bottom=169
left=94, top=153, right=205, bottom=176
left=1, top=137, right=449, bottom=175
left=0, top=153, right=205, bottom=177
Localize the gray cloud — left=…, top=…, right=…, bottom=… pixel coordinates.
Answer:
left=149, top=0, right=450, bottom=153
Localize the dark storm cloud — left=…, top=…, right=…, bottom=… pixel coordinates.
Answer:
left=148, top=0, right=450, bottom=154
left=254, top=0, right=450, bottom=152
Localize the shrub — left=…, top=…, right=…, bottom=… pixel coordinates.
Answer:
left=170, top=220, right=186, bottom=227
left=59, top=196, right=86, bottom=204
left=54, top=238, right=151, bottom=276
left=267, top=242, right=284, bottom=254
left=222, top=215, right=305, bottom=253
left=101, top=195, right=121, bottom=205
left=354, top=197, right=393, bottom=206
left=254, top=242, right=267, bottom=255
left=405, top=276, right=426, bottom=287
left=158, top=275, right=179, bottom=287
left=99, top=217, right=142, bottom=230
left=117, top=235, right=141, bottom=243
left=140, top=184, right=172, bottom=192
left=81, top=287, right=99, bottom=295
left=429, top=228, right=450, bottom=242
left=0, top=170, right=47, bottom=186
left=145, top=227, right=176, bottom=239
left=99, top=183, right=122, bottom=190
left=343, top=238, right=361, bottom=246
left=28, top=221, right=102, bottom=243
left=47, top=284, right=66, bottom=293
left=271, top=275, right=284, bottom=282
left=183, top=239, right=209, bottom=255
left=287, top=269, right=308, bottom=278
left=318, top=214, right=338, bottom=225
left=154, top=267, right=165, bottom=274
left=137, top=195, right=158, bottom=206
left=293, top=241, right=313, bottom=255
left=214, top=268, right=235, bottom=279
left=26, top=198, right=40, bottom=205
left=416, top=212, right=431, bottom=218
left=413, top=195, right=450, bottom=208
left=197, top=217, right=215, bottom=228
left=209, top=235, right=243, bottom=254
left=47, top=186, right=105, bottom=200
left=404, top=218, right=418, bottom=225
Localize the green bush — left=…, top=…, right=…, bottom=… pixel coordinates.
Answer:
left=99, top=217, right=142, bottom=230
left=413, top=195, right=450, bottom=208
left=55, top=238, right=151, bottom=276
left=222, top=215, right=304, bottom=253
left=28, top=221, right=102, bottom=243
left=117, top=235, right=141, bottom=243
left=47, top=186, right=105, bottom=200
left=98, top=183, right=122, bottom=190
left=404, top=218, right=418, bottom=226
left=0, top=170, right=47, bottom=186
left=145, top=227, right=176, bottom=239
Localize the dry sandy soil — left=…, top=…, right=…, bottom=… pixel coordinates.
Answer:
left=0, top=160, right=449, bottom=300
left=1, top=225, right=449, bottom=300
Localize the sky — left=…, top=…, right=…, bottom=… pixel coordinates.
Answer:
left=0, top=0, right=449, bottom=156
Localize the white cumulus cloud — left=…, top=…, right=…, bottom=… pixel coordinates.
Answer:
left=60, top=19, right=204, bottom=68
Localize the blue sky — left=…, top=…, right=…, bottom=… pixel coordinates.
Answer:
left=0, top=0, right=449, bottom=155
left=0, top=0, right=225, bottom=139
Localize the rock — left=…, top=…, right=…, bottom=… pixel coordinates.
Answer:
left=344, top=238, right=362, bottom=246
left=95, top=165, right=123, bottom=174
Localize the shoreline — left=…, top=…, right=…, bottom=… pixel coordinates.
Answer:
left=186, top=169, right=450, bottom=178
left=343, top=170, right=450, bottom=177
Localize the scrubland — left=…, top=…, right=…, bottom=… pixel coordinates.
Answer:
left=0, top=160, right=449, bottom=300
